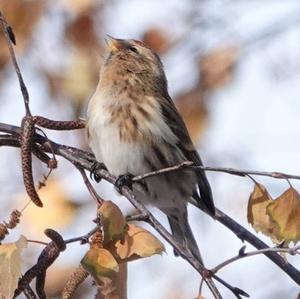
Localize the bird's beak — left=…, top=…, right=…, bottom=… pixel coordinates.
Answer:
left=104, top=35, right=125, bottom=53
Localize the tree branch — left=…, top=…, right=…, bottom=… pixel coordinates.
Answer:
left=133, top=160, right=300, bottom=181
left=0, top=125, right=299, bottom=293
left=0, top=12, right=31, bottom=116
left=211, top=244, right=300, bottom=274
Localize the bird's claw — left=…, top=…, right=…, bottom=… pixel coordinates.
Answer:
left=115, top=173, right=134, bottom=193
left=90, top=162, right=107, bottom=182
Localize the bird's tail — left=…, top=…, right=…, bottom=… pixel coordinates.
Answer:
left=167, top=206, right=203, bottom=264
left=167, top=207, right=220, bottom=296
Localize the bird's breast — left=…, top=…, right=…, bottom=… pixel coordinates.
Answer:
left=87, top=87, right=179, bottom=175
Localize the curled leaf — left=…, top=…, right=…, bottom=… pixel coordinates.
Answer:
left=116, top=224, right=165, bottom=261
left=98, top=201, right=126, bottom=244
left=81, top=248, right=119, bottom=279
left=267, top=187, right=300, bottom=243
left=247, top=184, right=277, bottom=240
left=199, top=46, right=238, bottom=91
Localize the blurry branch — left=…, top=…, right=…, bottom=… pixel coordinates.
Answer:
left=64, top=225, right=101, bottom=245
left=241, top=12, right=300, bottom=51
left=0, top=11, right=31, bottom=116
left=171, top=10, right=300, bottom=83
left=210, top=244, right=300, bottom=275
left=133, top=161, right=300, bottom=181
left=76, top=165, right=103, bottom=205
left=212, top=209, right=300, bottom=283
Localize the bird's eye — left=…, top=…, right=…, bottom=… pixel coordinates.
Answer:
left=129, top=46, right=138, bottom=53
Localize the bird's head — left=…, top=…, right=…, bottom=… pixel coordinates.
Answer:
left=103, top=35, right=166, bottom=82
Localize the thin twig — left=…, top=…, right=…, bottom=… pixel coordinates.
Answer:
left=64, top=226, right=101, bottom=245
left=193, top=165, right=300, bottom=180
left=0, top=12, right=31, bottom=116
left=132, top=160, right=300, bottom=182
left=132, top=161, right=194, bottom=181
left=211, top=245, right=300, bottom=274
left=126, top=213, right=149, bottom=222
left=75, top=166, right=103, bottom=205
left=212, top=276, right=249, bottom=299
left=214, top=208, right=300, bottom=285
left=27, top=240, right=49, bottom=246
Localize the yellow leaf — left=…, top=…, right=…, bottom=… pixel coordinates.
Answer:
left=267, top=187, right=300, bottom=243
left=98, top=201, right=126, bottom=244
left=247, top=184, right=284, bottom=243
left=81, top=248, right=119, bottom=279
left=142, top=28, right=170, bottom=54
left=176, top=91, right=208, bottom=143
left=63, top=51, right=98, bottom=107
left=0, top=0, right=44, bottom=70
left=247, top=184, right=278, bottom=240
left=63, top=0, right=96, bottom=14
left=0, top=235, right=27, bottom=298
left=199, top=46, right=238, bottom=91
left=116, top=224, right=165, bottom=261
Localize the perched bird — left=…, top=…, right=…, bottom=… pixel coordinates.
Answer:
left=87, top=35, right=215, bottom=263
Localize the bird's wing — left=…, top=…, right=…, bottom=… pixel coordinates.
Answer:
left=159, top=93, right=215, bottom=216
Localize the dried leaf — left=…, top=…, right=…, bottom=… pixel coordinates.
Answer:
left=63, top=51, right=99, bottom=109
left=0, top=235, right=27, bottom=298
left=116, top=224, right=165, bottom=261
left=267, top=187, right=300, bottom=243
left=0, top=0, right=44, bottom=69
left=65, top=12, right=99, bottom=50
left=98, top=201, right=126, bottom=244
left=81, top=248, right=119, bottom=279
left=142, top=28, right=170, bottom=54
left=176, top=91, right=207, bottom=142
left=63, top=0, right=97, bottom=14
left=199, top=46, right=238, bottom=91
left=247, top=184, right=279, bottom=242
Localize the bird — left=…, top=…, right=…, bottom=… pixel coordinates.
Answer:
left=86, top=35, right=215, bottom=263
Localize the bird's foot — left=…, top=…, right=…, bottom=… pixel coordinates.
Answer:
left=115, top=173, right=134, bottom=193
left=90, top=162, right=107, bottom=182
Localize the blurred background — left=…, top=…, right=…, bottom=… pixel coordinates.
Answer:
left=1, top=0, right=300, bottom=298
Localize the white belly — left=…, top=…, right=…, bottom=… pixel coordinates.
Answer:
left=90, top=125, right=148, bottom=176
left=87, top=96, right=147, bottom=176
